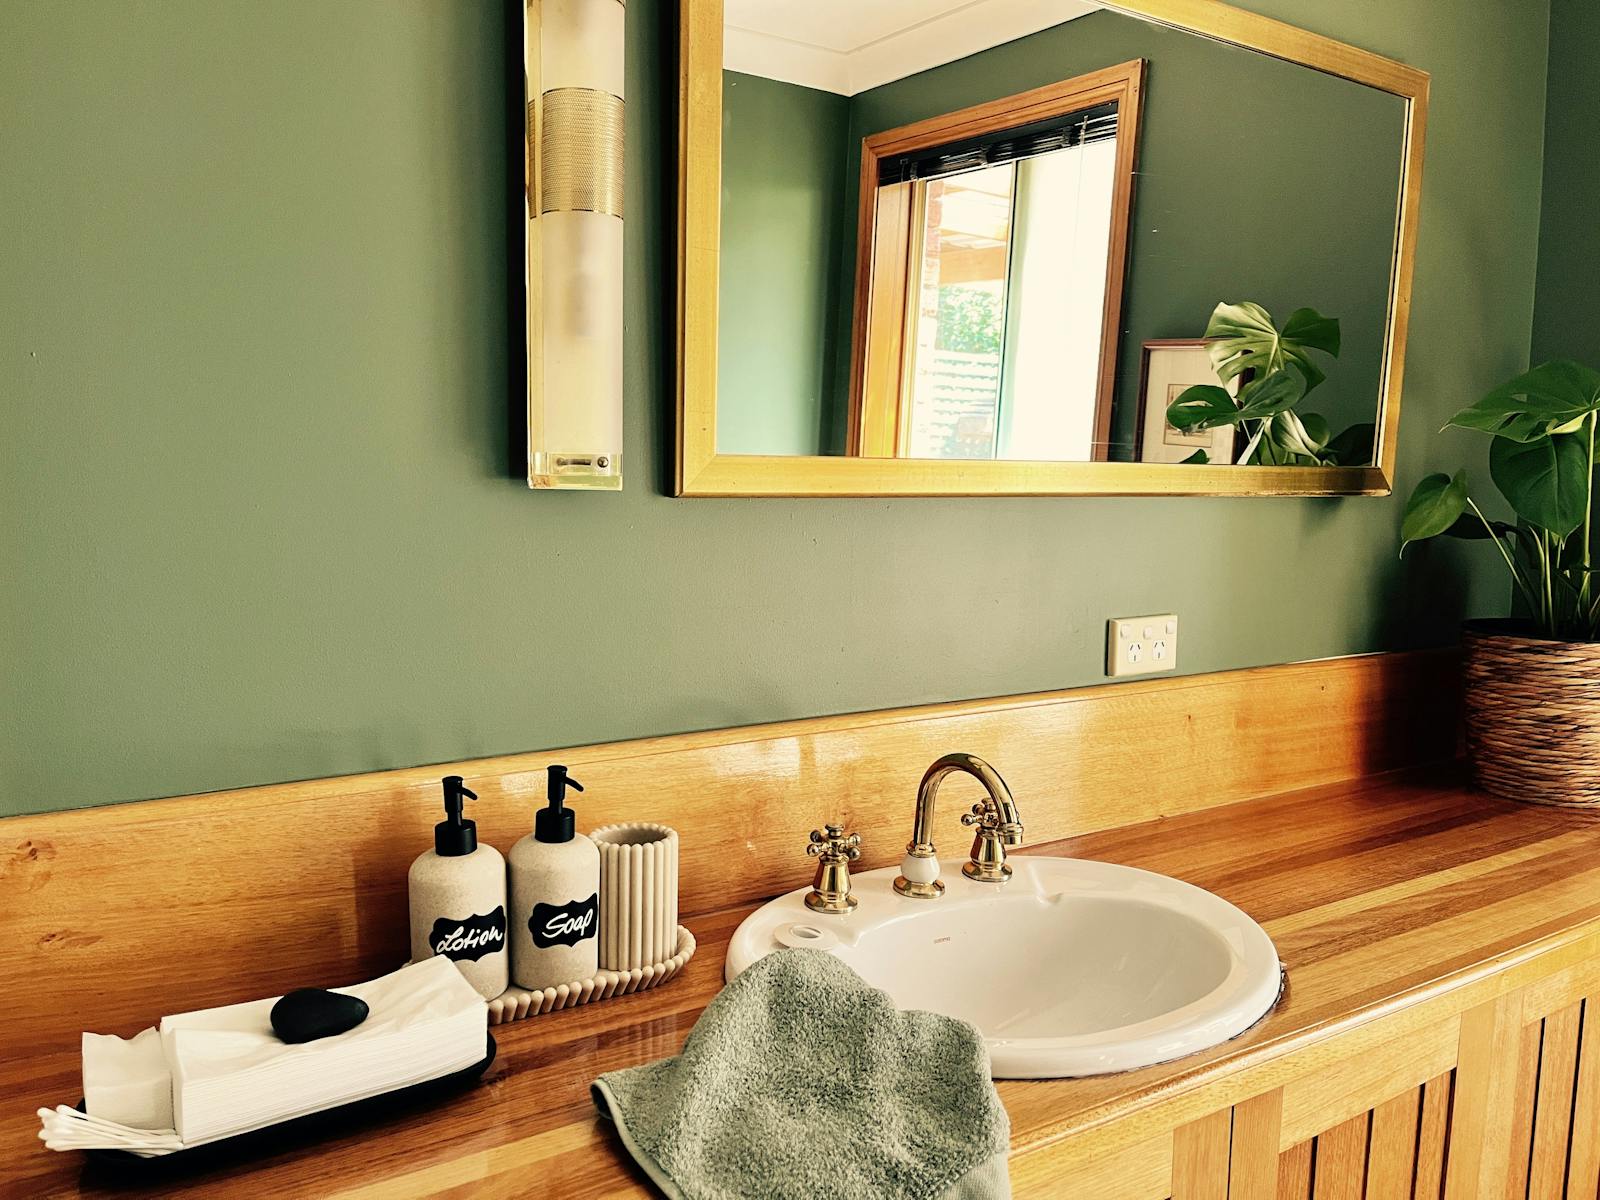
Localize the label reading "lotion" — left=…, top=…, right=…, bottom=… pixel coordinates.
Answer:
left=428, top=906, right=507, bottom=962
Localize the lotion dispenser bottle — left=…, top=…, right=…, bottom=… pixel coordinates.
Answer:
left=408, top=776, right=509, bottom=1000
left=509, top=765, right=600, bottom=990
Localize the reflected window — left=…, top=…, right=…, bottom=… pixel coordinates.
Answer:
left=905, top=166, right=1014, bottom=460
left=851, top=87, right=1133, bottom=462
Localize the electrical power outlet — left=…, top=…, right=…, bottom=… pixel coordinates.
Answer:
left=1107, top=614, right=1178, bottom=677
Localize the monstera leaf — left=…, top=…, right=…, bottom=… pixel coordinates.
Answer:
left=1325, top=422, right=1376, bottom=467
left=1401, top=359, right=1600, bottom=642
left=1166, top=385, right=1237, bottom=432
left=1168, top=361, right=1309, bottom=433
left=1272, top=410, right=1332, bottom=461
left=1203, top=302, right=1341, bottom=394
left=1489, top=432, right=1590, bottom=536
left=1400, top=470, right=1469, bottom=553
left=1448, top=361, right=1600, bottom=443
left=1164, top=300, right=1366, bottom=468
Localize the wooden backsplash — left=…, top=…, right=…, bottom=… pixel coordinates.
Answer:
left=0, top=650, right=1459, bottom=1059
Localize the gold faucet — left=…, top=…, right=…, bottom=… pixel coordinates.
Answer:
left=894, top=753, right=1023, bottom=898
left=804, top=824, right=861, bottom=914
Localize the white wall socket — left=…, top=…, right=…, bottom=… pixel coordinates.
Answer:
left=1107, top=614, right=1178, bottom=677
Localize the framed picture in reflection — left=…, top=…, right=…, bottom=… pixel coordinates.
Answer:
left=1136, top=340, right=1238, bottom=465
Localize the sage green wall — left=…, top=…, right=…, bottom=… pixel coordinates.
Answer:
left=1532, top=0, right=1600, bottom=364
left=717, top=72, right=851, bottom=455
left=0, top=0, right=1548, bottom=818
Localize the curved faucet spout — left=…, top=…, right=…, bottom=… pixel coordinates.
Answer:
left=909, top=753, right=1015, bottom=850
left=896, top=753, right=1023, bottom=897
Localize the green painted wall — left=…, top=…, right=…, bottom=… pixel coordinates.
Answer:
left=717, top=72, right=851, bottom=455
left=0, top=0, right=1548, bottom=818
left=1532, top=0, right=1600, bottom=364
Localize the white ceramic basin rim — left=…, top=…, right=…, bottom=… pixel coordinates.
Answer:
left=724, top=856, right=1282, bottom=1079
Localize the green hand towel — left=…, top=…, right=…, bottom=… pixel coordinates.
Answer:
left=591, top=948, right=1011, bottom=1200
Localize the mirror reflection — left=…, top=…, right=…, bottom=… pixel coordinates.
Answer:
left=716, top=1, right=1407, bottom=467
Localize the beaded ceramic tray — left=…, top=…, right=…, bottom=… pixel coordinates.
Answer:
left=486, top=925, right=697, bottom=1025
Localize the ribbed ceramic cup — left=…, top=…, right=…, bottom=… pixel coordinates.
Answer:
left=590, top=823, right=679, bottom=971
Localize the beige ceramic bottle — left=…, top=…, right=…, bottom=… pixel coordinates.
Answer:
left=508, top=766, right=600, bottom=990
left=408, top=776, right=508, bottom=1000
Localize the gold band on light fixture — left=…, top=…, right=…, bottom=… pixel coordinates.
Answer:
left=540, top=88, right=625, bottom=217
left=525, top=97, right=538, bottom=208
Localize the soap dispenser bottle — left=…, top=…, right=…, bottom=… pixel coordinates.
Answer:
left=509, top=765, right=600, bottom=990
left=408, top=776, right=509, bottom=1000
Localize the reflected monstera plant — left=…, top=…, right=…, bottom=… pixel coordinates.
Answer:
left=1165, top=301, right=1373, bottom=467
left=1401, top=361, right=1600, bottom=641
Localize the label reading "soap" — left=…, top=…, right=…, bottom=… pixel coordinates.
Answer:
left=429, top=906, right=507, bottom=962
left=529, top=894, right=598, bottom=948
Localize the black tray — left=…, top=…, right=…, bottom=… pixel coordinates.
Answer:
left=78, top=1034, right=496, bottom=1181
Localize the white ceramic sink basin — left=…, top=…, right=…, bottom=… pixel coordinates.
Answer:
left=725, top=856, right=1282, bottom=1078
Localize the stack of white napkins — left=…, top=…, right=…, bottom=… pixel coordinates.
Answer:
left=60, top=957, right=486, bottom=1153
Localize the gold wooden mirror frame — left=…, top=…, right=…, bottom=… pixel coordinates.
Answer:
left=676, top=0, right=1429, bottom=498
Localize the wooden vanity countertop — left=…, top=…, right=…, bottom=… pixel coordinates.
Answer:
left=5, top=768, right=1600, bottom=1199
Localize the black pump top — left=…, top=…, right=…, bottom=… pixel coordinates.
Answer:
left=535, top=764, right=585, bottom=843
left=435, top=776, right=479, bottom=856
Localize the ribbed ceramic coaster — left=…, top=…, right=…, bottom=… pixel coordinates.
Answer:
left=485, top=925, right=696, bottom=1026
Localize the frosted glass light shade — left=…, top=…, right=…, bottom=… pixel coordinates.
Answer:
left=541, top=0, right=625, bottom=96
left=526, top=0, right=625, bottom=490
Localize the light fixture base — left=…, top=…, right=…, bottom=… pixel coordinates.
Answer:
left=529, top=450, right=624, bottom=491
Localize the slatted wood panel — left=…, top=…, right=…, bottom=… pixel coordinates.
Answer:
left=1174, top=1108, right=1234, bottom=1200
left=1312, top=1114, right=1369, bottom=1199
left=1449, top=994, right=1530, bottom=1196
left=1414, top=1074, right=1455, bottom=1200
left=1228, top=1089, right=1283, bottom=1200
left=1497, top=997, right=1600, bottom=1200
left=1505, top=1020, right=1546, bottom=1193
left=1278, top=1141, right=1315, bottom=1200
left=1443, top=994, right=1600, bottom=1199
left=1278, top=1017, right=1457, bottom=1148
left=1235, top=1076, right=1452, bottom=1199
left=1529, top=1004, right=1582, bottom=1198
left=1569, top=999, right=1600, bottom=1199
left=1366, top=1088, right=1422, bottom=1199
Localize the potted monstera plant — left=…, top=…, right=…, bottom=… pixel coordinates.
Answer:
left=1402, top=361, right=1600, bottom=807
left=1166, top=301, right=1374, bottom=467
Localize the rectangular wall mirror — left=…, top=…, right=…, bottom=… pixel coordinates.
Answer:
left=677, top=0, right=1428, bottom=497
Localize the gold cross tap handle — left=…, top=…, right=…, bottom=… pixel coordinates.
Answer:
left=804, top=824, right=861, bottom=914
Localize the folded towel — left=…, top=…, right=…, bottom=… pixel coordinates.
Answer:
left=68, top=957, right=487, bottom=1152
left=592, top=949, right=1011, bottom=1200
left=161, top=956, right=486, bottom=1144
left=82, top=1027, right=171, bottom=1131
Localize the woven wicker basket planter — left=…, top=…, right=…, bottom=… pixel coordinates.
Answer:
left=1463, top=620, right=1600, bottom=807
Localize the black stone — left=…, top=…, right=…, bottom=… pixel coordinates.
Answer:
left=269, top=988, right=370, bottom=1044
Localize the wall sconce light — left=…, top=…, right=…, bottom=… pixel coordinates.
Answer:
left=525, top=0, right=625, bottom=490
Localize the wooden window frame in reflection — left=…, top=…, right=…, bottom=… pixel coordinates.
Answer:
left=847, top=61, right=1146, bottom=464
left=676, top=0, right=1430, bottom=497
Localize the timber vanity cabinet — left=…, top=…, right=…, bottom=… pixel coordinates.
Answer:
left=1019, top=914, right=1600, bottom=1198
left=8, top=656, right=1600, bottom=1197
